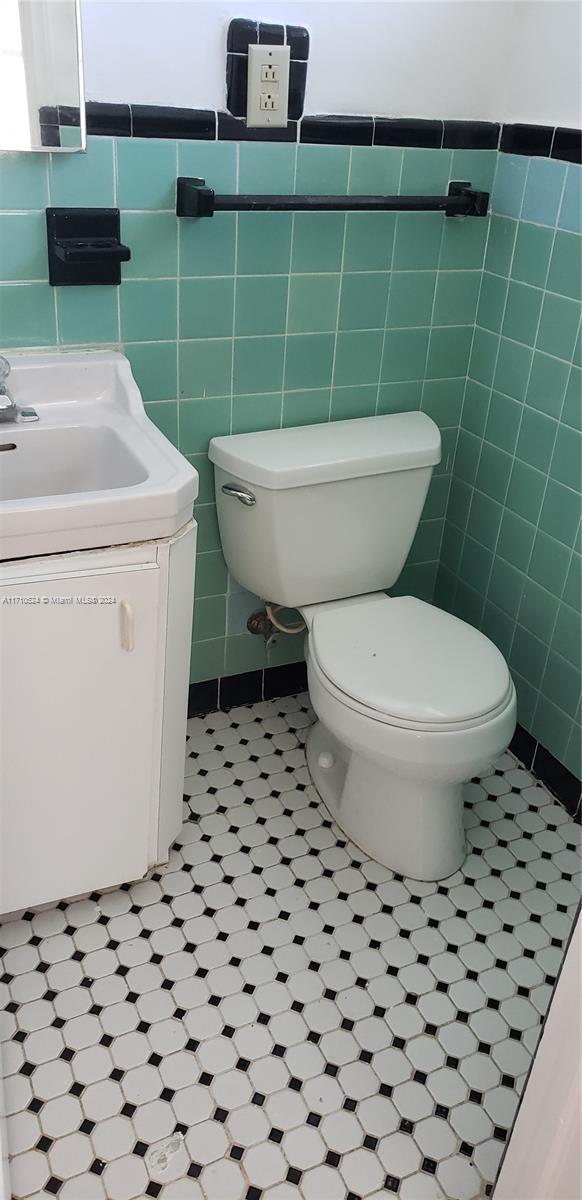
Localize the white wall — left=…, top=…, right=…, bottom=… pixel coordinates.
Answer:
left=80, top=0, right=582, bottom=126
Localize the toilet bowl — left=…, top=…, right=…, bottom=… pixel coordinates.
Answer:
left=208, top=411, right=517, bottom=882
left=301, top=593, right=516, bottom=881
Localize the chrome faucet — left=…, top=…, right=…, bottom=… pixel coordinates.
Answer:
left=0, top=356, right=38, bottom=423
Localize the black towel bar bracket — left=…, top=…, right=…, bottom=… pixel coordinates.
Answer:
left=176, top=177, right=489, bottom=219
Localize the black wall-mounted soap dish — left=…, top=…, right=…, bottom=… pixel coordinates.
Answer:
left=46, top=208, right=131, bottom=285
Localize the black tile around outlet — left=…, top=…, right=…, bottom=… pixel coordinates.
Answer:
left=288, top=62, right=308, bottom=121
left=500, top=123, right=554, bottom=157
left=286, top=24, right=310, bottom=60
left=259, top=22, right=285, bottom=44
left=226, top=54, right=248, bottom=118
left=218, top=112, right=298, bottom=142
left=301, top=115, right=374, bottom=146
left=374, top=118, right=443, bottom=148
left=227, top=18, right=258, bottom=52
left=551, top=126, right=582, bottom=164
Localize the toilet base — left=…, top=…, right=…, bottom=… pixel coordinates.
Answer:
left=306, top=720, right=466, bottom=882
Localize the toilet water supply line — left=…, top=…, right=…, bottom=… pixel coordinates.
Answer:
left=247, top=605, right=307, bottom=639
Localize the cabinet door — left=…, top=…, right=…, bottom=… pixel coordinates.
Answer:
left=0, top=563, right=160, bottom=912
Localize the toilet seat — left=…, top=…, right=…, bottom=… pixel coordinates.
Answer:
left=309, top=595, right=513, bottom=732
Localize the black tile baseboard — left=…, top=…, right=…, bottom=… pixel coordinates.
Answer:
left=510, top=723, right=581, bottom=820
left=188, top=661, right=308, bottom=717
left=78, top=102, right=580, bottom=162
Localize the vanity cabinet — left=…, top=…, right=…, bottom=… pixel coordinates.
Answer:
left=0, top=522, right=196, bottom=914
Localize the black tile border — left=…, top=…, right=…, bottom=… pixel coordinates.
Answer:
left=500, top=123, right=554, bottom=158
left=301, top=115, right=374, bottom=146
left=77, top=103, right=581, bottom=163
left=188, top=661, right=308, bottom=717
left=510, top=723, right=581, bottom=821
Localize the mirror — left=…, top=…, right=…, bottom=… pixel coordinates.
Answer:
left=0, top=0, right=84, bottom=152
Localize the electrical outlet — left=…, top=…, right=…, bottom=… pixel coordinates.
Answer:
left=247, top=43, right=290, bottom=128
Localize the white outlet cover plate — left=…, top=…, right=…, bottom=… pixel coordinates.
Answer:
left=247, top=43, right=290, bottom=128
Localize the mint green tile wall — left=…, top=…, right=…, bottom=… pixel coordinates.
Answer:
left=436, top=154, right=581, bottom=776
left=0, top=137, right=493, bottom=686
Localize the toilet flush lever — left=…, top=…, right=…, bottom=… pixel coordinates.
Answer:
left=221, top=484, right=256, bottom=506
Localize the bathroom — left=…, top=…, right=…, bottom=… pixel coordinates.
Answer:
left=0, top=0, right=580, bottom=1196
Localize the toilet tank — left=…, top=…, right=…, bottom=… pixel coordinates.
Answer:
left=209, top=412, right=441, bottom=607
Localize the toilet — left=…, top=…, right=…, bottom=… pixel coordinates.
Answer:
left=209, top=412, right=516, bottom=881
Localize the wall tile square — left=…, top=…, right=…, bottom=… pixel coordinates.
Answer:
left=536, top=293, right=581, bottom=360
left=178, top=141, right=237, bottom=193
left=235, top=276, right=288, bottom=336
left=289, top=275, right=341, bottom=333
left=126, top=341, right=177, bottom=402
left=433, top=271, right=480, bottom=325
left=239, top=143, right=296, bottom=194
left=295, top=145, right=350, bottom=194
left=330, top=384, right=377, bottom=420
left=284, top=333, right=334, bottom=390
left=381, top=328, right=430, bottom=381
left=477, top=272, right=508, bottom=332
left=237, top=212, right=292, bottom=274
left=190, top=637, right=225, bottom=684
left=491, top=154, right=528, bottom=218
left=0, top=154, right=48, bottom=209
left=232, top=392, right=282, bottom=433
left=562, top=367, right=582, bottom=430
left=57, top=286, right=119, bottom=344
left=516, top=405, right=557, bottom=473
left=528, top=530, right=571, bottom=597
left=335, top=329, right=383, bottom=385
left=179, top=339, right=232, bottom=398
left=343, top=213, right=395, bottom=270
left=393, top=213, right=443, bottom=270
left=558, top=164, right=582, bottom=233
left=234, top=335, right=285, bottom=393
left=348, top=147, right=402, bottom=194
left=502, top=281, right=543, bottom=346
left=180, top=213, right=236, bottom=277
left=377, top=379, right=424, bottom=414
left=521, top=158, right=567, bottom=226
left=292, top=213, right=345, bottom=273
left=144, top=400, right=178, bottom=445
left=0, top=283, right=56, bottom=347
left=338, top=272, right=389, bottom=330
left=120, top=279, right=177, bottom=342
left=493, top=337, right=533, bottom=400
left=510, top=222, right=553, bottom=287
left=0, top=213, right=47, bottom=281
left=51, top=138, right=115, bottom=207
left=387, top=272, right=436, bottom=328
left=179, top=277, right=234, bottom=339
left=547, top=231, right=582, bottom=300
left=116, top=138, right=176, bottom=209
left=485, top=216, right=517, bottom=276
left=525, top=350, right=570, bottom=417
left=439, top=218, right=488, bottom=270
left=121, top=212, right=178, bottom=278
left=400, top=148, right=451, bottom=195
left=484, top=390, right=521, bottom=449
left=506, top=459, right=547, bottom=525
left=179, top=395, right=230, bottom=455
left=426, top=326, right=473, bottom=378
left=282, top=388, right=331, bottom=426
left=539, top=477, right=580, bottom=545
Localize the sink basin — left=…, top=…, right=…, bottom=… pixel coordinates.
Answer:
left=0, top=425, right=148, bottom=501
left=0, top=351, right=198, bottom=559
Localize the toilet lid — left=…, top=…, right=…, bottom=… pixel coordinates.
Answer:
left=311, top=596, right=512, bottom=725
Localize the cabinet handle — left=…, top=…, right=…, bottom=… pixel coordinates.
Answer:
left=120, top=600, right=134, bottom=651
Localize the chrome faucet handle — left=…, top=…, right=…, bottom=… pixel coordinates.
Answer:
left=0, top=355, right=10, bottom=392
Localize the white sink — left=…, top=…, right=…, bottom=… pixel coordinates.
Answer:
left=0, top=351, right=197, bottom=559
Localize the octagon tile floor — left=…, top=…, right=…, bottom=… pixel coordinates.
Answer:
left=1, top=693, right=580, bottom=1200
